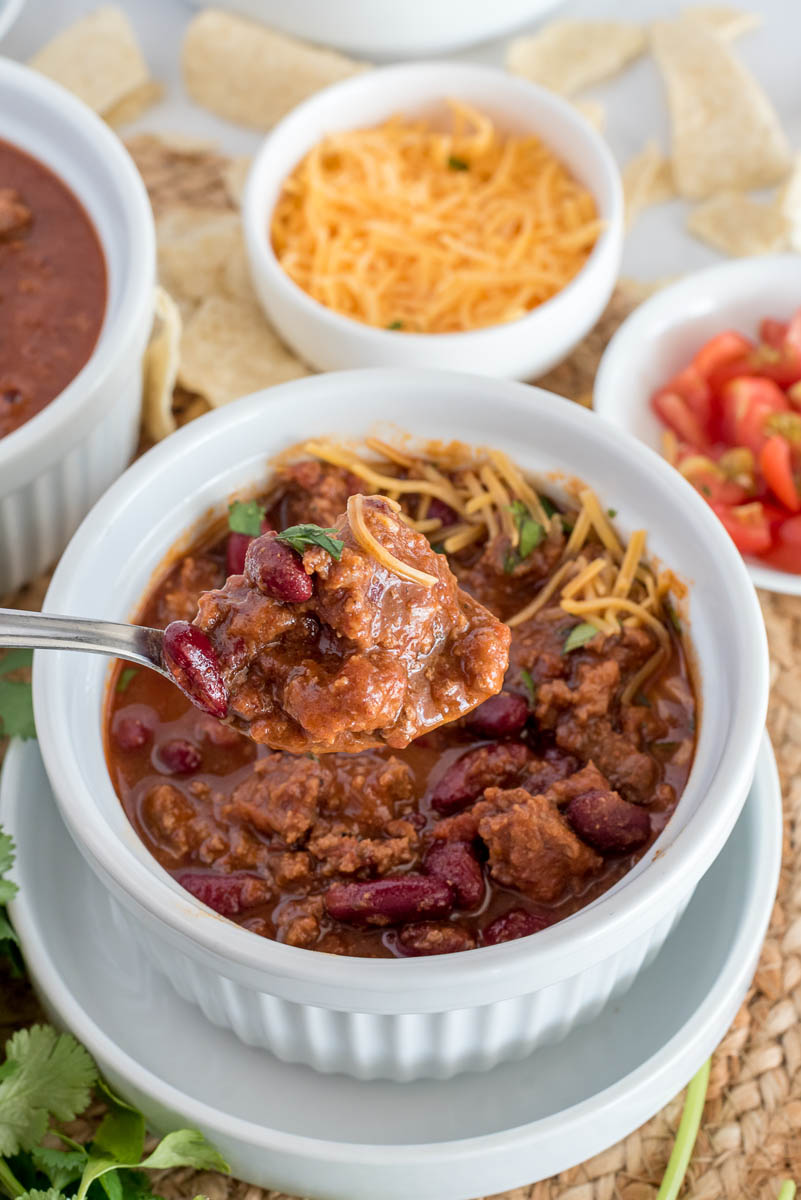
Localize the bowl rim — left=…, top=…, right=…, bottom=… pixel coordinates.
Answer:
left=34, top=368, right=769, bottom=999
left=593, top=253, right=801, bottom=597
left=0, top=58, right=155, bottom=472
left=242, top=59, right=623, bottom=348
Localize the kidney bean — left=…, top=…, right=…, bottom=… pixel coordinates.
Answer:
left=176, top=870, right=269, bottom=917
left=325, top=874, right=454, bottom=926
left=112, top=712, right=153, bottom=751
left=245, top=532, right=313, bottom=603
left=423, top=840, right=485, bottom=909
left=162, top=620, right=228, bottom=719
left=565, top=789, right=651, bottom=853
left=396, top=922, right=476, bottom=956
left=430, top=742, right=529, bottom=814
left=466, top=691, right=528, bottom=738
left=483, top=907, right=552, bottom=945
left=154, top=737, right=202, bottom=775
left=226, top=518, right=272, bottom=576
left=428, top=497, right=459, bottom=528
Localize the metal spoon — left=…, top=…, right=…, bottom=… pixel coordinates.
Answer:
left=0, top=608, right=228, bottom=716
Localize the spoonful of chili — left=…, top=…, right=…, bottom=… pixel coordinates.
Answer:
left=0, top=497, right=511, bottom=752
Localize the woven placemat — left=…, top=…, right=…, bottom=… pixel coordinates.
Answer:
left=2, top=282, right=798, bottom=1200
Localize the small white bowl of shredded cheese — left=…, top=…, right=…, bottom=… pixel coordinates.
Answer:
left=243, top=61, right=623, bottom=381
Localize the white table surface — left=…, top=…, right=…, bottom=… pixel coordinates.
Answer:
left=3, top=0, right=799, bottom=282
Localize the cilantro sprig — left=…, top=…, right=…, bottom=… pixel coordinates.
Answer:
left=276, top=523, right=344, bottom=561
left=227, top=499, right=266, bottom=538
left=503, top=501, right=544, bottom=574
left=0, top=830, right=21, bottom=977
left=0, top=652, right=35, bottom=742
left=563, top=622, right=599, bottom=653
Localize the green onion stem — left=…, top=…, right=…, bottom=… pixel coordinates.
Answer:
left=655, top=1059, right=711, bottom=1200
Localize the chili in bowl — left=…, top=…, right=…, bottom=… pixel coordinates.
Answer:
left=33, top=368, right=767, bottom=1081
left=0, top=60, right=155, bottom=595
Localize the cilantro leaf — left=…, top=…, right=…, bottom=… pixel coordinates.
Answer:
left=447, top=155, right=469, bottom=170
left=386, top=320, right=403, bottom=330
left=0, top=829, right=16, bottom=906
left=17, top=1189, right=65, bottom=1200
left=539, top=494, right=557, bottom=518
left=563, top=622, right=599, bottom=654
left=30, top=1145, right=88, bottom=1191
left=228, top=500, right=266, bottom=538
left=77, top=1130, right=229, bottom=1200
left=504, top=502, right=544, bottom=573
left=519, top=668, right=537, bottom=708
left=276, top=524, right=343, bottom=561
left=0, top=1026, right=97, bottom=1155
left=92, top=1099, right=145, bottom=1166
left=0, top=651, right=35, bottom=742
left=115, top=668, right=138, bottom=694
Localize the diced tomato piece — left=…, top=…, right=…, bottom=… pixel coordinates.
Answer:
left=759, top=318, right=788, bottom=350
left=679, top=462, right=748, bottom=506
left=758, top=513, right=801, bottom=573
left=785, top=307, right=801, bottom=359
left=652, top=389, right=707, bottom=449
left=706, top=354, right=753, bottom=399
left=692, top=331, right=753, bottom=379
left=711, top=502, right=773, bottom=556
left=721, top=376, right=789, bottom=454
left=759, top=435, right=801, bottom=512
left=747, top=349, right=801, bottom=389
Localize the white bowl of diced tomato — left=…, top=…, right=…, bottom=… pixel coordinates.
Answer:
left=594, top=255, right=801, bottom=595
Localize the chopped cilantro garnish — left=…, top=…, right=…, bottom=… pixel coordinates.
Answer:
left=431, top=543, right=446, bottom=555
left=519, top=668, right=537, bottom=707
left=665, top=601, right=682, bottom=634
left=634, top=691, right=652, bottom=708
left=504, top=501, right=544, bottom=572
left=276, top=523, right=344, bottom=561
left=387, top=320, right=404, bottom=330
left=539, top=494, right=557, bottom=518
left=0, top=650, right=35, bottom=741
left=228, top=499, right=266, bottom=538
left=563, top=622, right=599, bottom=653
left=607, top=507, right=618, bottom=518
left=447, top=156, right=469, bottom=171
left=115, top=667, right=138, bottom=694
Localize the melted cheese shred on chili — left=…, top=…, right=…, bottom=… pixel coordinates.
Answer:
left=270, top=101, right=601, bottom=334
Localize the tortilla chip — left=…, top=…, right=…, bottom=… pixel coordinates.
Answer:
left=182, top=10, right=366, bottom=130
left=29, top=7, right=151, bottom=117
left=125, top=133, right=234, bottom=217
left=156, top=209, right=253, bottom=314
left=142, top=288, right=182, bottom=443
left=104, top=79, right=164, bottom=128
left=178, top=295, right=309, bottom=407
left=651, top=18, right=791, bottom=199
left=572, top=99, right=605, bottom=133
left=223, top=156, right=252, bottom=208
left=506, top=21, right=645, bottom=96
left=687, top=192, right=789, bottom=256
left=777, top=156, right=801, bottom=253
left=623, top=140, right=675, bottom=227
left=683, top=5, right=763, bottom=40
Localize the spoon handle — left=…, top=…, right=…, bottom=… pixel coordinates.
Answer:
left=0, top=608, right=166, bottom=673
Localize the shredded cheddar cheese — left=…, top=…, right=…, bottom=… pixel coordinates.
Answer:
left=270, top=101, right=601, bottom=333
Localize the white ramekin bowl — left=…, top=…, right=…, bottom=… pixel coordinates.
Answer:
left=594, top=255, right=801, bottom=597
left=186, top=0, right=563, bottom=59
left=34, top=368, right=768, bottom=1082
left=0, top=60, right=155, bottom=596
left=243, top=63, right=623, bottom=381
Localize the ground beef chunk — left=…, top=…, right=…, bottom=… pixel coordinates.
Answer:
left=536, top=659, right=620, bottom=728
left=273, top=851, right=314, bottom=889
left=307, top=828, right=417, bottom=876
left=274, top=895, right=325, bottom=948
left=159, top=555, right=225, bottom=625
left=225, top=752, right=325, bottom=845
left=141, top=784, right=198, bottom=860
left=546, top=761, right=612, bottom=807
left=555, top=717, right=658, bottom=803
left=273, top=460, right=364, bottom=529
left=323, top=755, right=415, bottom=826
left=0, top=189, right=30, bottom=239
left=456, top=523, right=565, bottom=617
left=193, top=496, right=510, bottom=752
left=397, top=922, right=476, bottom=956
left=477, top=786, right=602, bottom=903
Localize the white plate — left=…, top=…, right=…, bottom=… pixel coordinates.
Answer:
left=183, top=0, right=563, bottom=60
left=1, top=736, right=781, bottom=1200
